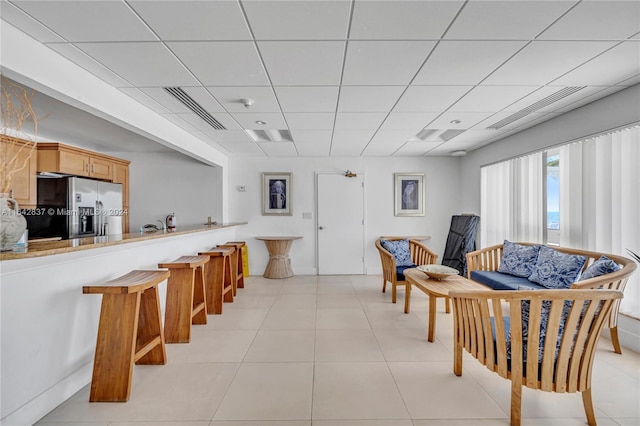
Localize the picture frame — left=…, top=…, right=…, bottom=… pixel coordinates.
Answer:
left=394, top=173, right=425, bottom=216
left=262, top=172, right=292, bottom=216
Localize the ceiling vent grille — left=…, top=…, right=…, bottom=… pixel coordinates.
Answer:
left=163, top=87, right=226, bottom=130
left=487, top=86, right=586, bottom=130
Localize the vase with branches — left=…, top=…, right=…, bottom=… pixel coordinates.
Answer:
left=1, top=76, right=41, bottom=250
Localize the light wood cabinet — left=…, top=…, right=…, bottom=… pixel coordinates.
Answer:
left=112, top=161, right=130, bottom=233
left=38, top=143, right=131, bottom=233
left=1, top=136, right=37, bottom=207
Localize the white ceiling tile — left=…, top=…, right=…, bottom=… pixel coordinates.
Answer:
left=379, top=113, right=439, bottom=133
left=394, top=142, right=441, bottom=156
left=140, top=88, right=193, bottom=113
left=129, top=0, right=251, bottom=41
left=258, top=142, right=298, bottom=156
left=284, top=113, right=335, bottom=130
left=242, top=0, right=350, bottom=40
left=46, top=43, right=132, bottom=87
left=413, top=41, right=527, bottom=85
left=369, top=129, right=415, bottom=146
left=538, top=1, right=640, bottom=40
left=1, top=0, right=64, bottom=42
left=220, top=142, right=265, bottom=156
left=175, top=113, right=225, bottom=132
left=394, top=86, right=472, bottom=112
left=350, top=0, right=463, bottom=40
left=445, top=1, right=575, bottom=40
left=181, top=87, right=225, bottom=113
left=231, top=112, right=287, bottom=129
left=168, top=41, right=269, bottom=86
left=205, top=113, right=241, bottom=130
left=202, top=130, right=255, bottom=144
left=206, top=87, right=280, bottom=113
left=483, top=41, right=617, bottom=85
left=334, top=113, right=387, bottom=130
left=329, top=142, right=367, bottom=157
left=119, top=88, right=170, bottom=114
left=449, top=86, right=538, bottom=112
left=258, top=41, right=345, bottom=85
left=551, top=42, right=640, bottom=86
left=362, top=142, right=404, bottom=156
left=337, top=86, right=405, bottom=112
left=331, top=129, right=376, bottom=146
left=428, top=112, right=497, bottom=130
left=274, top=86, right=340, bottom=112
left=290, top=130, right=333, bottom=144
left=76, top=42, right=198, bottom=86
left=160, top=113, right=198, bottom=131
left=343, top=41, right=435, bottom=85
left=13, top=0, right=156, bottom=42
left=296, top=141, right=331, bottom=157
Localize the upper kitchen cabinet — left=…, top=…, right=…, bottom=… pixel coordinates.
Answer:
left=1, top=136, right=37, bottom=207
left=38, top=143, right=115, bottom=180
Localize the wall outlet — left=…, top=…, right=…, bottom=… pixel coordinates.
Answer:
left=237, top=185, right=246, bottom=192
left=302, top=212, right=312, bottom=219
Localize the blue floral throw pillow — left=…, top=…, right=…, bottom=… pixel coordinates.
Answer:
left=497, top=240, right=540, bottom=277
left=579, top=256, right=621, bottom=281
left=528, top=246, right=587, bottom=289
left=380, top=239, right=414, bottom=267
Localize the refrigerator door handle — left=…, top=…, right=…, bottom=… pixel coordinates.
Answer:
left=96, top=200, right=103, bottom=236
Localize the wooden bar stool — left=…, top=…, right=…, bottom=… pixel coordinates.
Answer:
left=158, top=255, right=208, bottom=343
left=83, top=270, right=170, bottom=402
left=218, top=241, right=246, bottom=291
left=198, top=247, right=234, bottom=314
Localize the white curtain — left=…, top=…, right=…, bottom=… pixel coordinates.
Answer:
left=559, top=126, right=640, bottom=316
left=480, top=151, right=544, bottom=247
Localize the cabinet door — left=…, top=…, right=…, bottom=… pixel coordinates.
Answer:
left=59, top=150, right=89, bottom=176
left=90, top=157, right=113, bottom=180
left=1, top=139, right=37, bottom=206
left=112, top=163, right=129, bottom=233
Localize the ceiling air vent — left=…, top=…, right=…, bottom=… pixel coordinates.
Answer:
left=487, top=86, right=586, bottom=130
left=163, top=87, right=226, bottom=130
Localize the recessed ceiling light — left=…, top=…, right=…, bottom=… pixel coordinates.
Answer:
left=451, top=150, right=467, bottom=157
left=255, top=120, right=267, bottom=125
left=450, top=119, right=462, bottom=124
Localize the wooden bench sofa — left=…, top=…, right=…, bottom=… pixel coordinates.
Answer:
left=466, top=242, right=637, bottom=354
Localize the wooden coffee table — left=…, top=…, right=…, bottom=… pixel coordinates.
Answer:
left=403, top=268, right=487, bottom=342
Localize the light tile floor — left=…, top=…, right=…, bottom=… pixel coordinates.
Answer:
left=36, top=275, right=640, bottom=426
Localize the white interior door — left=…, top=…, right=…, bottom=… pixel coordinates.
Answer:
left=317, top=172, right=365, bottom=275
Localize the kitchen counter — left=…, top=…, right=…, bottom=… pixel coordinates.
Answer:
left=0, top=223, right=246, bottom=261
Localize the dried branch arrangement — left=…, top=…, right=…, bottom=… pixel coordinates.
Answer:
left=1, top=76, right=41, bottom=194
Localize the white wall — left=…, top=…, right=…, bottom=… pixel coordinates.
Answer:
left=227, top=156, right=462, bottom=276
left=459, top=84, right=640, bottom=219
left=111, top=151, right=224, bottom=232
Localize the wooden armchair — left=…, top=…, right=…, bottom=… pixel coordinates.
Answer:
left=450, top=288, right=623, bottom=426
left=376, top=237, right=438, bottom=312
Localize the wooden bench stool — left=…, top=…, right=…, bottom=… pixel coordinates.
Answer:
left=218, top=241, right=246, bottom=292
left=158, top=255, right=208, bottom=343
left=198, top=247, right=234, bottom=314
left=83, top=269, right=170, bottom=402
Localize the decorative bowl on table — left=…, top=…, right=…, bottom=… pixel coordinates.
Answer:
left=416, top=264, right=460, bottom=280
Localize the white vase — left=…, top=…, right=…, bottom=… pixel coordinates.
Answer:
left=0, top=193, right=27, bottom=251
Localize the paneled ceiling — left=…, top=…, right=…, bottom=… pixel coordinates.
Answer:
left=2, top=0, right=639, bottom=157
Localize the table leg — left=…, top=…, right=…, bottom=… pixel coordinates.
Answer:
left=404, top=282, right=411, bottom=314
left=428, top=294, right=436, bottom=342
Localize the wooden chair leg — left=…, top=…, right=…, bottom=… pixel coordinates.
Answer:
left=391, top=282, right=397, bottom=303
left=610, top=326, right=622, bottom=354
left=382, top=278, right=387, bottom=293
left=510, top=380, right=522, bottom=426
left=445, top=296, right=451, bottom=314
left=453, top=342, right=463, bottom=376
left=582, top=388, right=597, bottom=426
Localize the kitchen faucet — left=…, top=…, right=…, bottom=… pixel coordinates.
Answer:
left=157, top=219, right=167, bottom=231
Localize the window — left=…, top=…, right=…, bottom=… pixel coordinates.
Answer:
left=546, top=149, right=560, bottom=245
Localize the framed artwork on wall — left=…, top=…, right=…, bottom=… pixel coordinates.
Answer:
left=262, top=172, right=292, bottom=216
left=394, top=173, right=425, bottom=217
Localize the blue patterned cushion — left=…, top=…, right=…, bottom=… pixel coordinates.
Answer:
left=580, top=256, right=621, bottom=281
left=380, top=239, right=414, bottom=267
left=528, top=246, right=587, bottom=289
left=497, top=240, right=540, bottom=277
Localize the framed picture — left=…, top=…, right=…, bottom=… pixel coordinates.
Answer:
left=262, top=172, right=292, bottom=216
left=394, top=173, right=425, bottom=216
